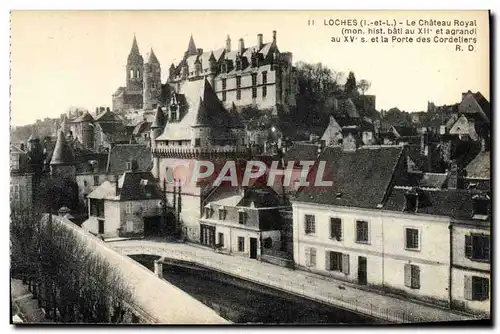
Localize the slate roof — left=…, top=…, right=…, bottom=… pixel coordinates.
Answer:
left=132, top=121, right=152, bottom=136
left=113, top=87, right=126, bottom=97
left=384, top=187, right=490, bottom=221
left=75, top=153, right=108, bottom=174
left=282, top=142, right=320, bottom=166
left=151, top=107, right=166, bottom=129
left=294, top=146, right=404, bottom=209
left=118, top=171, right=163, bottom=201
left=146, top=48, right=159, bottom=64
left=156, top=79, right=242, bottom=141
left=73, top=111, right=94, bottom=123
left=95, top=110, right=120, bottom=122
left=50, top=131, right=75, bottom=165
left=107, top=144, right=152, bottom=174
left=465, top=151, right=490, bottom=179
left=408, top=172, right=448, bottom=189
left=98, top=122, right=132, bottom=143
left=392, top=126, right=418, bottom=137
left=237, top=188, right=281, bottom=208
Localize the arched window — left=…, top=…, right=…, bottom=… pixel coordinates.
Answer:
left=130, top=69, right=134, bottom=78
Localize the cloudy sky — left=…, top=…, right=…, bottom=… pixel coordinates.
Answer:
left=11, top=10, right=489, bottom=126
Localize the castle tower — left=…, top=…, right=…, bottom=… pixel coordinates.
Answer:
left=50, top=130, right=76, bottom=180
left=186, top=35, right=198, bottom=57
left=150, top=106, right=166, bottom=179
left=143, top=48, right=162, bottom=110
left=126, top=35, right=144, bottom=95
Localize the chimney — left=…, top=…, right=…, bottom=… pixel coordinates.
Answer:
left=257, top=34, right=263, bottom=49
left=272, top=30, right=277, bottom=44
left=238, top=38, right=245, bottom=54
left=225, top=35, right=231, bottom=52
left=106, top=107, right=110, bottom=112
left=447, top=161, right=463, bottom=189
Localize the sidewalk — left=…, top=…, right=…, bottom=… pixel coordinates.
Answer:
left=109, top=239, right=476, bottom=324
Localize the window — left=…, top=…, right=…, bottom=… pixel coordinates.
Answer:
left=130, top=69, right=134, bottom=78
left=11, top=184, right=20, bottom=202
left=262, top=86, right=267, bottom=98
left=404, top=264, right=420, bottom=289
left=238, top=211, right=246, bottom=225
left=194, top=138, right=201, bottom=147
left=222, top=78, right=227, bottom=90
left=330, top=218, right=342, bottom=241
left=83, top=180, right=88, bottom=186
left=252, top=87, right=257, bottom=98
left=126, top=221, right=134, bottom=233
left=204, top=207, right=212, bottom=218
left=218, top=208, right=226, bottom=221
left=262, top=71, right=267, bottom=84
left=304, top=215, right=315, bottom=235
left=93, top=175, right=99, bottom=186
left=305, top=247, right=316, bottom=267
left=251, top=73, right=257, bottom=98
left=126, top=202, right=133, bottom=214
left=326, top=251, right=350, bottom=274
left=236, top=76, right=241, bottom=100
left=356, top=220, right=369, bottom=243
left=465, top=234, right=490, bottom=262
left=473, top=197, right=489, bottom=216
left=464, top=276, right=489, bottom=301
left=222, top=91, right=226, bottom=101
left=405, top=228, right=420, bottom=250
left=218, top=233, right=224, bottom=247
left=238, top=237, right=245, bottom=252
left=126, top=161, right=132, bottom=170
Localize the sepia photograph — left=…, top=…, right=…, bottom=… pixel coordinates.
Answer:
left=9, top=9, right=491, bottom=325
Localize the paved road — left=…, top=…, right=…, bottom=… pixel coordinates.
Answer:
left=108, top=238, right=477, bottom=324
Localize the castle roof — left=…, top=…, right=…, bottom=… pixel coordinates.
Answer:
left=151, top=106, right=166, bottom=129
left=50, top=131, right=75, bottom=165
left=187, top=35, right=198, bottom=57
left=146, top=48, right=159, bottom=64
left=156, top=79, right=242, bottom=141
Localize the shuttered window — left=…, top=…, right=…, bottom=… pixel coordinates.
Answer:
left=238, top=237, right=245, bottom=252
left=465, top=234, right=490, bottom=262
left=404, top=264, right=420, bottom=289
left=342, top=254, right=350, bottom=275
left=330, top=218, right=342, bottom=241
left=465, top=275, right=489, bottom=301
left=326, top=251, right=349, bottom=275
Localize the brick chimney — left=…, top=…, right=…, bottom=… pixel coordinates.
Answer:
left=225, top=35, right=231, bottom=52
left=272, top=30, right=277, bottom=44
left=257, top=33, right=263, bottom=49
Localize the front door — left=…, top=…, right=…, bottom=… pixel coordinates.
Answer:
left=249, top=237, right=258, bottom=259
left=358, top=256, right=367, bottom=285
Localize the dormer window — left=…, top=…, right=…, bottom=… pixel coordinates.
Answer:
left=238, top=210, right=246, bottom=224
left=235, top=57, right=242, bottom=71
left=220, top=63, right=227, bottom=73
left=404, top=189, right=419, bottom=212
left=472, top=194, right=489, bottom=219
left=218, top=207, right=227, bottom=221
left=204, top=205, right=212, bottom=218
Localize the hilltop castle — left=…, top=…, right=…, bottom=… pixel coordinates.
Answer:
left=112, top=31, right=297, bottom=115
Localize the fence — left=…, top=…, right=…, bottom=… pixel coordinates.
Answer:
left=112, top=243, right=445, bottom=324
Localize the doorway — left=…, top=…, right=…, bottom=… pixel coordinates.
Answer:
left=358, top=256, right=367, bottom=285
left=250, top=237, right=258, bottom=259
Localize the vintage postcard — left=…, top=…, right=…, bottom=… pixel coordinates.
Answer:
left=10, top=10, right=490, bottom=325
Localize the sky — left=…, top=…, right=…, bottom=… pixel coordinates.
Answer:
left=10, top=10, right=490, bottom=126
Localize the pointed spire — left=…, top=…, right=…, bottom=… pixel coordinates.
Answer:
left=151, top=106, right=166, bottom=129
left=131, top=34, right=140, bottom=54
left=146, top=48, right=159, bottom=64
left=187, top=34, right=197, bottom=56
left=50, top=131, right=74, bottom=165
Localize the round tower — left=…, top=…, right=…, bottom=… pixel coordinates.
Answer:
left=50, top=130, right=76, bottom=181
left=143, top=48, right=162, bottom=110
left=150, top=106, right=166, bottom=179
left=126, top=35, right=144, bottom=95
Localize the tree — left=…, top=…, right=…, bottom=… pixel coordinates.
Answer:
left=357, top=79, right=371, bottom=95
left=292, top=62, right=342, bottom=129
left=344, top=71, right=359, bottom=98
